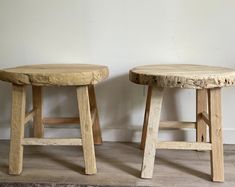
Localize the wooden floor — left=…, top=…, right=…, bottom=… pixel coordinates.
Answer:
left=0, top=141, right=235, bottom=187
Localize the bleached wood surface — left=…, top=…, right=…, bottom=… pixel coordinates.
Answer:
left=196, top=89, right=208, bottom=143
left=0, top=64, right=109, bottom=86
left=130, top=64, right=235, bottom=89
left=77, top=86, right=97, bottom=175
left=209, top=88, right=224, bottom=182
left=9, top=85, right=26, bottom=175
left=22, top=138, right=82, bottom=146
left=141, top=86, right=164, bottom=179
left=156, top=141, right=212, bottom=150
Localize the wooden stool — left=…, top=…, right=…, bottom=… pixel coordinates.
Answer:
left=129, top=64, right=235, bottom=182
left=0, top=64, right=109, bottom=175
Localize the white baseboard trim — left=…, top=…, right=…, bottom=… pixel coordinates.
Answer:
left=0, top=125, right=235, bottom=144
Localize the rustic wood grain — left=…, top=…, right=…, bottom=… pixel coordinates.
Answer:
left=22, top=138, right=82, bottom=146
left=130, top=64, right=235, bottom=89
left=9, top=85, right=26, bottom=175
left=209, top=88, right=224, bottom=182
left=156, top=141, right=212, bottom=150
left=77, top=86, right=97, bottom=175
left=131, top=64, right=231, bottom=181
left=141, top=86, right=164, bottom=179
left=43, top=117, right=80, bottom=124
left=159, top=121, right=196, bottom=129
left=0, top=64, right=109, bottom=86
left=2, top=64, right=107, bottom=177
left=196, top=89, right=208, bottom=143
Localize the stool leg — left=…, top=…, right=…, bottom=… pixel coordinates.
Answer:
left=9, top=84, right=26, bottom=175
left=208, top=88, right=224, bottom=182
left=141, top=86, right=164, bottom=178
left=77, top=86, right=97, bottom=175
left=32, top=86, right=43, bottom=138
left=88, top=85, right=102, bottom=145
left=196, top=89, right=208, bottom=143
left=140, top=86, right=152, bottom=150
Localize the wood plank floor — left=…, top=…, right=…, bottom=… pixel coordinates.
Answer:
left=0, top=140, right=235, bottom=187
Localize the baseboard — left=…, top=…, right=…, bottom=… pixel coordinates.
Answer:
left=0, top=125, right=235, bottom=144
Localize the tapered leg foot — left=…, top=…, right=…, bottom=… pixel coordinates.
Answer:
left=209, top=88, right=224, bottom=182
left=9, top=84, right=26, bottom=175
left=77, top=86, right=97, bottom=175
left=141, top=86, right=164, bottom=178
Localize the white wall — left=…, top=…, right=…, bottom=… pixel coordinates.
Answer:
left=0, top=0, right=235, bottom=143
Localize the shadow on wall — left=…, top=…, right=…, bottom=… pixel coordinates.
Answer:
left=43, top=86, right=78, bottom=118
left=0, top=81, right=33, bottom=138
left=0, top=81, right=11, bottom=126
left=95, top=74, right=191, bottom=142
left=94, top=73, right=148, bottom=142
left=96, top=74, right=145, bottom=129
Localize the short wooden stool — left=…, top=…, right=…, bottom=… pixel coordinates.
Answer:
left=129, top=64, right=235, bottom=182
left=0, top=64, right=109, bottom=175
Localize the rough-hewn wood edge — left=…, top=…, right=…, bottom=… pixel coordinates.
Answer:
left=129, top=70, right=235, bottom=89
left=0, top=65, right=109, bottom=86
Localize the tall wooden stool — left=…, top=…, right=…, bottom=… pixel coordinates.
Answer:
left=0, top=64, right=109, bottom=175
left=129, top=64, right=235, bottom=182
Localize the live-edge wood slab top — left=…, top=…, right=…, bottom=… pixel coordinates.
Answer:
left=130, top=64, right=235, bottom=89
left=0, top=64, right=109, bottom=86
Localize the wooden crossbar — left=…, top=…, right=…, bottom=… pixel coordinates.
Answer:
left=24, top=110, right=35, bottom=125
left=201, top=111, right=210, bottom=126
left=22, top=138, right=82, bottom=146
left=43, top=117, right=80, bottom=125
left=156, top=141, right=212, bottom=150
left=42, top=109, right=97, bottom=126
left=159, top=121, right=196, bottom=129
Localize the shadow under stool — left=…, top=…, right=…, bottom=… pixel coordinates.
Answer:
left=129, top=64, right=235, bottom=182
left=0, top=64, right=109, bottom=175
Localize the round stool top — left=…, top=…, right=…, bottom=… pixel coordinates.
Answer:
left=0, top=64, right=109, bottom=86
left=130, top=64, right=235, bottom=89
